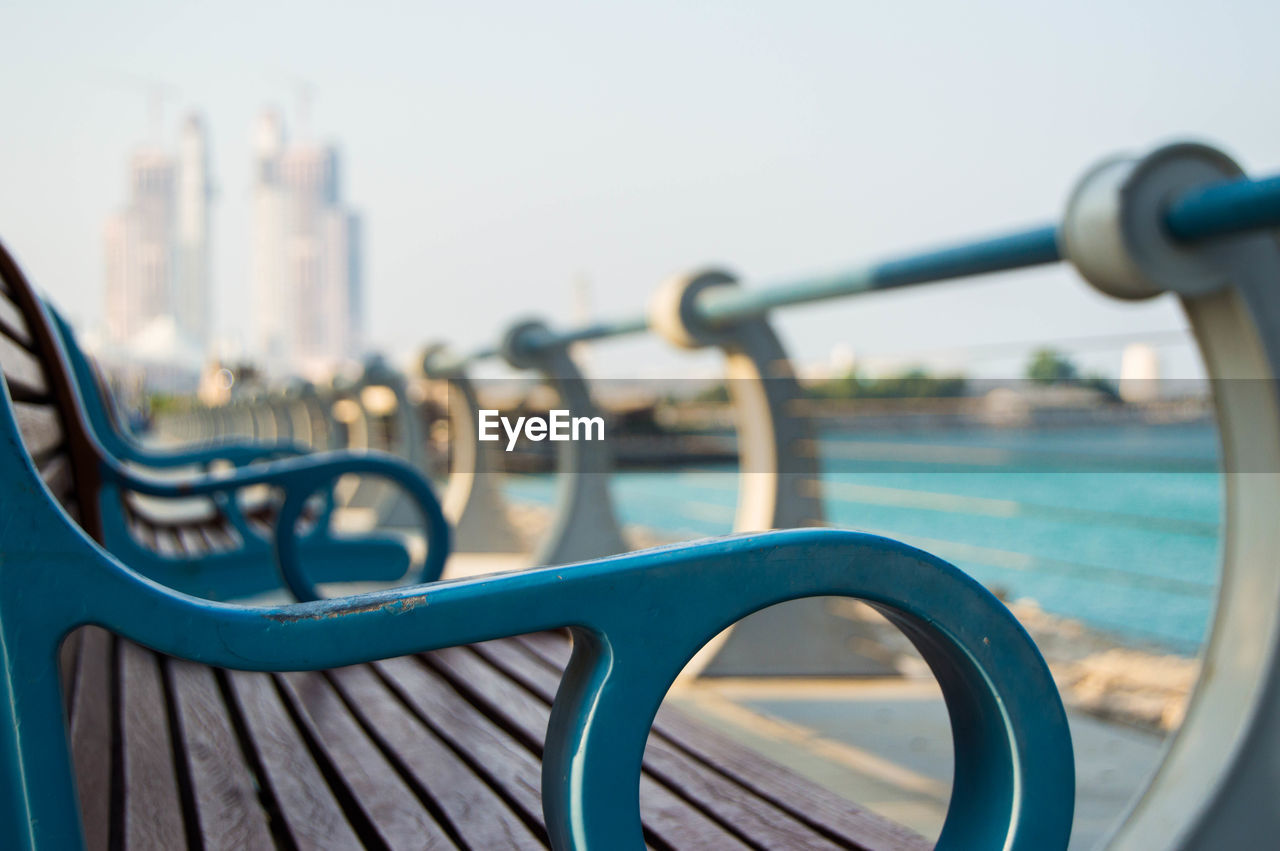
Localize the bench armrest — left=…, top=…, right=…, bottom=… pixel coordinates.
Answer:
left=113, top=438, right=310, bottom=470
left=47, top=302, right=314, bottom=470
left=100, top=450, right=451, bottom=596
left=38, top=528, right=1072, bottom=851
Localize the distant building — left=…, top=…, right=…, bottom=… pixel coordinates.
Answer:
left=104, top=115, right=212, bottom=377
left=174, top=117, right=213, bottom=355
left=1120, top=343, right=1161, bottom=402
left=251, top=109, right=363, bottom=379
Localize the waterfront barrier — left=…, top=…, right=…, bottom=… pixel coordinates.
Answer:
left=170, top=141, right=1280, bottom=848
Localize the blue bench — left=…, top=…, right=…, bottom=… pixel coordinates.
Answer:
left=0, top=242, right=1073, bottom=848
left=0, top=243, right=448, bottom=602
left=49, top=304, right=310, bottom=469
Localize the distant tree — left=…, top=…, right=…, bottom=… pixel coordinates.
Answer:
left=807, top=368, right=967, bottom=400
left=1080, top=375, right=1122, bottom=402
left=692, top=383, right=730, bottom=403
left=1026, top=349, right=1078, bottom=384
left=1024, top=349, right=1122, bottom=401
left=147, top=392, right=187, bottom=415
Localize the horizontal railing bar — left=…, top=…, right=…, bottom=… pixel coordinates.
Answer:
left=1164, top=174, right=1280, bottom=243
left=556, top=316, right=651, bottom=346
left=450, top=169, right=1280, bottom=367
left=697, top=224, right=1060, bottom=327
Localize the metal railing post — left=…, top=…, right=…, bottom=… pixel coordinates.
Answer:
left=649, top=268, right=824, bottom=531
left=249, top=391, right=278, bottom=442
left=266, top=391, right=295, bottom=442
left=648, top=269, right=827, bottom=678
left=1061, top=142, right=1280, bottom=850
left=420, top=344, right=524, bottom=553
left=356, top=356, right=432, bottom=529
left=500, top=318, right=628, bottom=565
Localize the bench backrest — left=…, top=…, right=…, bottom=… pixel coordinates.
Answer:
left=0, top=242, right=117, bottom=844
left=0, top=241, right=101, bottom=537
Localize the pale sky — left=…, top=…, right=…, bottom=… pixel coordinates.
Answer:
left=2, top=0, right=1278, bottom=379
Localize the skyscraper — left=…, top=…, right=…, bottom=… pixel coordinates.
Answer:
left=104, top=114, right=212, bottom=364
left=174, top=116, right=212, bottom=354
left=251, top=109, right=363, bottom=378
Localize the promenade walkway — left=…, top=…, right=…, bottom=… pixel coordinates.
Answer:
left=671, top=677, right=1164, bottom=850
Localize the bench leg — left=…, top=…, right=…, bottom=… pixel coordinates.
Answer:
left=0, top=628, right=86, bottom=851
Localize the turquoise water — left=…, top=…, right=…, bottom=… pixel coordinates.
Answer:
left=503, top=422, right=1222, bottom=655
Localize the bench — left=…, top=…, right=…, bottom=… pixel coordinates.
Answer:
left=49, top=305, right=310, bottom=469
left=0, top=242, right=448, bottom=602
left=0, top=242, right=1073, bottom=849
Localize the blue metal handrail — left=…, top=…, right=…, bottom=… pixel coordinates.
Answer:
left=441, top=169, right=1280, bottom=366
left=1164, top=174, right=1280, bottom=243
left=696, top=223, right=1061, bottom=327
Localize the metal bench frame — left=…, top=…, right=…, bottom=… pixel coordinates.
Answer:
left=0, top=376, right=1075, bottom=846
left=0, top=253, right=449, bottom=602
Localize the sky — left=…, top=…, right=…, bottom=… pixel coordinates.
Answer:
left=2, top=0, right=1278, bottom=380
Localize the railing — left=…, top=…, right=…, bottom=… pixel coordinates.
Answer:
left=164, top=140, right=1280, bottom=849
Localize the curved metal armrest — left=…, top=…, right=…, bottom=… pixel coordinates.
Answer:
left=270, top=453, right=452, bottom=600
left=101, top=448, right=393, bottom=498
left=45, top=302, right=311, bottom=469
left=53, top=528, right=1072, bottom=851
left=101, top=450, right=451, bottom=597
left=117, top=438, right=311, bottom=470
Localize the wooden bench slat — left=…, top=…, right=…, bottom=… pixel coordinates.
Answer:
left=119, top=642, right=189, bottom=850
left=426, top=645, right=755, bottom=851
left=0, top=291, right=33, bottom=347
left=126, top=492, right=222, bottom=525
left=373, top=656, right=550, bottom=833
left=37, top=452, right=75, bottom=503
left=0, top=315, right=33, bottom=351
left=129, top=514, right=159, bottom=550
left=225, top=670, right=366, bottom=849
left=196, top=522, right=231, bottom=553
left=59, top=629, right=85, bottom=717
left=176, top=526, right=209, bottom=557
left=3, top=375, right=51, bottom=405
left=515, top=632, right=933, bottom=851
left=275, top=670, right=456, bottom=851
left=124, top=496, right=245, bottom=559
left=210, top=520, right=241, bottom=550
left=15, top=400, right=64, bottom=459
left=0, top=330, right=47, bottom=392
left=329, top=664, right=545, bottom=850
left=5, top=375, right=53, bottom=405
left=0, top=290, right=33, bottom=342
left=69, top=627, right=116, bottom=851
left=166, top=659, right=276, bottom=850
left=152, top=528, right=184, bottom=559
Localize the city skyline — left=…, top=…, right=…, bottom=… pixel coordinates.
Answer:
left=100, top=107, right=364, bottom=386
left=252, top=108, right=363, bottom=380
left=5, top=1, right=1279, bottom=382
left=103, top=114, right=211, bottom=380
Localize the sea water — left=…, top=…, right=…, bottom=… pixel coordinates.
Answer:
left=503, top=421, right=1222, bottom=655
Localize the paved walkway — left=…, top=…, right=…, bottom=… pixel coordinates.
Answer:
left=668, top=676, right=1166, bottom=849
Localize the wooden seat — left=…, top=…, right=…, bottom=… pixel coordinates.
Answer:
left=63, top=627, right=924, bottom=850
